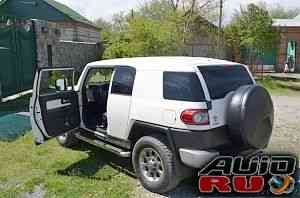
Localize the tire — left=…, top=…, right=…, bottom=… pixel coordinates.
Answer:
left=227, top=85, right=274, bottom=149
left=132, top=135, right=180, bottom=194
left=56, top=131, right=80, bottom=148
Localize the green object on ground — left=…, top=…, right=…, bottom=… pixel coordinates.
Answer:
left=0, top=113, right=31, bottom=141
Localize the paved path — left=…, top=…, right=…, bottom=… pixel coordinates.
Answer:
left=267, top=73, right=300, bottom=81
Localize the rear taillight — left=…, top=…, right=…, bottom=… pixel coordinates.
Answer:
left=180, top=109, right=209, bottom=125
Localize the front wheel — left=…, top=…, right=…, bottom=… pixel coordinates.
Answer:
left=132, top=135, right=181, bottom=194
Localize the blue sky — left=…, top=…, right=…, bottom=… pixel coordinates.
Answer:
left=56, top=0, right=297, bottom=21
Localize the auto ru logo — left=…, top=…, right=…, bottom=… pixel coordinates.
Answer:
left=198, top=155, right=297, bottom=196
left=268, top=175, right=295, bottom=195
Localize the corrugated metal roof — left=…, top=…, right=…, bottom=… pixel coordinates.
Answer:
left=273, top=19, right=300, bottom=27
left=0, top=0, right=98, bottom=29
left=43, top=0, right=98, bottom=28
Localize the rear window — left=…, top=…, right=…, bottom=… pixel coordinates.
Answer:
left=198, top=65, right=253, bottom=100
left=163, top=72, right=205, bottom=102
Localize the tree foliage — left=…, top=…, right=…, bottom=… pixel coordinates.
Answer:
left=269, top=4, right=300, bottom=19
left=99, top=0, right=220, bottom=59
left=224, top=3, right=280, bottom=63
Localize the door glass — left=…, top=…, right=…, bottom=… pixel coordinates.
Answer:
left=85, top=68, right=113, bottom=86
left=111, top=67, right=136, bottom=96
left=39, top=69, right=74, bottom=95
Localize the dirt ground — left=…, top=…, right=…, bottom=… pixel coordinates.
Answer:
left=135, top=94, right=300, bottom=198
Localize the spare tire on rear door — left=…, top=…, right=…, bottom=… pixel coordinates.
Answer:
left=227, top=85, right=274, bottom=149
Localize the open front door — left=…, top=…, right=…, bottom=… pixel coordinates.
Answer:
left=30, top=68, right=80, bottom=145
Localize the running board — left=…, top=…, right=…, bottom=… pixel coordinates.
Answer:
left=75, top=133, right=131, bottom=158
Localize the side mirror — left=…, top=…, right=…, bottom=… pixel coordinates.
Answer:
left=55, top=79, right=66, bottom=91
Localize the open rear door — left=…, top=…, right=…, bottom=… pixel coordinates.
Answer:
left=30, top=68, right=80, bottom=145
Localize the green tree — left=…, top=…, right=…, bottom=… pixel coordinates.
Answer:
left=225, top=3, right=280, bottom=64
left=102, top=0, right=187, bottom=58
left=99, top=0, right=220, bottom=59
left=269, top=4, right=300, bottom=19
left=224, top=18, right=242, bottom=62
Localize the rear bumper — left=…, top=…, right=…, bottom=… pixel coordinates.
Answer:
left=170, top=126, right=231, bottom=151
left=179, top=149, right=219, bottom=168
left=169, top=126, right=232, bottom=168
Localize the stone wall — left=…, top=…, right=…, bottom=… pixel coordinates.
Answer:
left=34, top=20, right=103, bottom=71
left=53, top=40, right=101, bottom=72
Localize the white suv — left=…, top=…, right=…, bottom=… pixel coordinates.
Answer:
left=30, top=57, right=274, bottom=193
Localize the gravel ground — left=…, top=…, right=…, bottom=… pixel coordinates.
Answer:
left=267, top=95, right=300, bottom=156
left=134, top=94, right=300, bottom=198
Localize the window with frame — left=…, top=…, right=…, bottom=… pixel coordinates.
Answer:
left=163, top=72, right=206, bottom=102
left=111, top=66, right=136, bottom=96
left=39, top=70, right=74, bottom=94
left=198, top=66, right=253, bottom=100
left=85, top=68, right=114, bottom=86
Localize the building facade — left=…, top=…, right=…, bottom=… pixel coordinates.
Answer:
left=273, top=16, right=300, bottom=73
left=0, top=0, right=102, bottom=97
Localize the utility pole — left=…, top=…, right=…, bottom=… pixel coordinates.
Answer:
left=217, top=0, right=223, bottom=58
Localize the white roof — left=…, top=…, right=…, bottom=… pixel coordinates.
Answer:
left=273, top=19, right=300, bottom=27
left=87, top=56, right=239, bottom=71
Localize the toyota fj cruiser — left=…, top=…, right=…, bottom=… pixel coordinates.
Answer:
left=30, top=57, right=274, bottom=194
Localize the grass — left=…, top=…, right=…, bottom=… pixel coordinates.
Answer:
left=0, top=94, right=136, bottom=197
left=257, top=76, right=300, bottom=96
left=0, top=133, right=136, bottom=198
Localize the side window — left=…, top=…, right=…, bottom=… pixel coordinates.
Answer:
left=163, top=72, right=205, bottom=102
left=111, top=66, right=136, bottom=96
left=85, top=68, right=113, bottom=87
left=39, top=70, right=74, bottom=95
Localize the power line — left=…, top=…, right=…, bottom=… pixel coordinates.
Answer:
left=217, top=0, right=223, bottom=58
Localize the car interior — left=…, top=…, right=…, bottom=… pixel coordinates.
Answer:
left=81, top=68, right=114, bottom=132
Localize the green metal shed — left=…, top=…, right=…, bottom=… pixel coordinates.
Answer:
left=0, top=0, right=98, bottom=98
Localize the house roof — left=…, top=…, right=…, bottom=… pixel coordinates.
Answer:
left=43, top=0, right=97, bottom=28
left=272, top=14, right=300, bottom=27
left=0, top=0, right=98, bottom=29
left=294, top=14, right=300, bottom=20
left=273, top=19, right=300, bottom=27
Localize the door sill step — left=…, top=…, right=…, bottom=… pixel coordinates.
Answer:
left=75, top=132, right=131, bottom=158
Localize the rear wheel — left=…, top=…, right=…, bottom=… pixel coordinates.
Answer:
left=132, top=135, right=181, bottom=194
left=56, top=132, right=80, bottom=148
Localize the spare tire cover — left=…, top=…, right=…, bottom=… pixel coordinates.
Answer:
left=227, top=85, right=274, bottom=149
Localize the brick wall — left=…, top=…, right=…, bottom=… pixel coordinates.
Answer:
left=277, top=27, right=300, bottom=72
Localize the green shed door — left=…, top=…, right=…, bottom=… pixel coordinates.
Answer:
left=262, top=48, right=277, bottom=65
left=0, top=26, right=18, bottom=97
